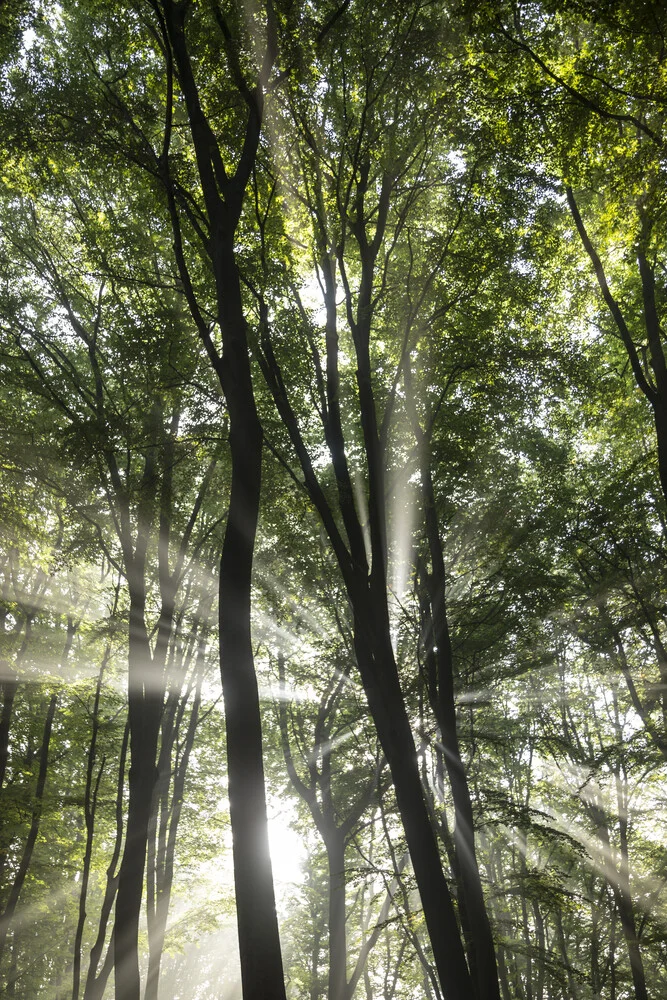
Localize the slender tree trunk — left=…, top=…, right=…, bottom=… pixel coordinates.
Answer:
left=609, top=904, right=618, bottom=1000
left=0, top=662, right=19, bottom=911
left=420, top=462, right=500, bottom=1000
left=0, top=662, right=17, bottom=793
left=518, top=834, right=533, bottom=1000
left=346, top=851, right=409, bottom=1000
left=114, top=722, right=160, bottom=1000
left=590, top=807, right=647, bottom=1000
left=84, top=718, right=129, bottom=1000
left=5, top=932, right=17, bottom=998
left=554, top=911, right=578, bottom=1000
left=0, top=691, right=57, bottom=969
left=324, top=826, right=347, bottom=1000
left=73, top=651, right=110, bottom=1000
left=158, top=5, right=286, bottom=993
left=531, top=900, right=546, bottom=1000
left=114, top=579, right=164, bottom=1000
left=145, top=671, right=203, bottom=1000
left=352, top=608, right=472, bottom=1000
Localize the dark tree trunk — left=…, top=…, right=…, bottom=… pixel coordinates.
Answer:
left=72, top=652, right=109, bottom=1000
left=145, top=665, right=203, bottom=1000
left=352, top=606, right=473, bottom=1000
left=113, top=579, right=164, bottom=1000
left=114, top=722, right=160, bottom=1000
left=0, top=661, right=17, bottom=793
left=218, top=333, right=285, bottom=999
left=84, top=718, right=129, bottom=1000
left=0, top=691, right=57, bottom=970
left=158, top=6, right=286, bottom=996
left=419, top=451, right=500, bottom=1000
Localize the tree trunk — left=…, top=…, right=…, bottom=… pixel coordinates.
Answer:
left=0, top=661, right=17, bottom=793
left=113, top=579, right=164, bottom=1000
left=352, top=607, right=473, bottom=1000
left=158, top=5, right=286, bottom=994
left=84, top=718, right=129, bottom=1000
left=218, top=359, right=285, bottom=999
left=145, top=668, right=203, bottom=1000
left=325, top=826, right=347, bottom=1000
left=590, top=805, right=647, bottom=1000
left=420, top=461, right=500, bottom=1000
left=0, top=691, right=57, bottom=971
left=73, top=652, right=109, bottom=1000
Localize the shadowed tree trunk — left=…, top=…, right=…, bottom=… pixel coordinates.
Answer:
left=0, top=616, right=74, bottom=978
left=72, top=643, right=113, bottom=1000
left=145, top=630, right=207, bottom=1000
left=83, top=718, right=129, bottom=1000
left=157, top=4, right=287, bottom=997
left=0, top=690, right=58, bottom=970
left=0, top=661, right=17, bottom=794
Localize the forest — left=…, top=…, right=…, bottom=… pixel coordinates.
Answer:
left=0, top=1, right=666, bottom=998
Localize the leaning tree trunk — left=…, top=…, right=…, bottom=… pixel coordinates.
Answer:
left=421, top=459, right=500, bottom=1000
left=351, top=593, right=473, bottom=1000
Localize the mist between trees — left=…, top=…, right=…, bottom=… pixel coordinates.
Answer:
left=0, top=2, right=666, bottom=999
